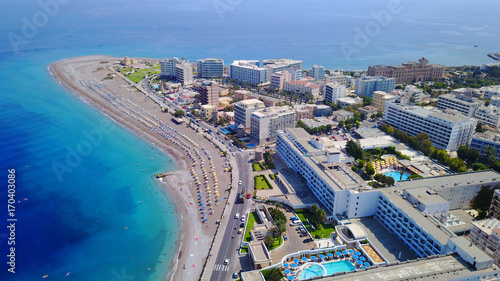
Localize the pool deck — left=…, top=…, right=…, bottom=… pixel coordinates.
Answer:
left=361, top=245, right=384, bottom=264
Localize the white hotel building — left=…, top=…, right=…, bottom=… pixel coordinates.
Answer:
left=230, top=60, right=268, bottom=85
left=234, top=99, right=265, bottom=129
left=250, top=107, right=295, bottom=145
left=384, top=102, right=477, bottom=151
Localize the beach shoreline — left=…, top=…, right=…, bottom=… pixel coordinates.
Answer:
left=49, top=55, right=225, bottom=281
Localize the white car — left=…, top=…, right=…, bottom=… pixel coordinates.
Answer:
left=235, top=213, right=240, bottom=219
left=238, top=180, right=242, bottom=185
left=240, top=215, right=246, bottom=222
left=224, top=258, right=230, bottom=265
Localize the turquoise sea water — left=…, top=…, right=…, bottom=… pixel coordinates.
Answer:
left=1, top=0, right=499, bottom=280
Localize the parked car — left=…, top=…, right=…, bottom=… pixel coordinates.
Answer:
left=246, top=194, right=251, bottom=199
left=303, top=238, right=312, bottom=243
left=240, top=215, right=246, bottom=222
left=283, top=234, right=288, bottom=241
left=240, top=222, right=245, bottom=228
left=300, top=232, right=308, bottom=237
left=232, top=272, right=238, bottom=279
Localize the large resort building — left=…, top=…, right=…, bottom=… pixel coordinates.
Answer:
left=367, top=57, right=445, bottom=84
left=384, top=102, right=477, bottom=151
left=197, top=58, right=224, bottom=78
left=230, top=60, right=268, bottom=85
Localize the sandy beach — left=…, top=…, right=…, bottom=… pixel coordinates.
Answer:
left=49, top=55, right=232, bottom=281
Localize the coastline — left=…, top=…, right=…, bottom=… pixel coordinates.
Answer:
left=48, top=55, right=224, bottom=281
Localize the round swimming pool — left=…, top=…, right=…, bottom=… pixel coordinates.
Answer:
left=299, top=260, right=355, bottom=280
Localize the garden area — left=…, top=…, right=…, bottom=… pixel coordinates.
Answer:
left=252, top=162, right=264, bottom=171
left=254, top=175, right=273, bottom=190
left=268, top=173, right=277, bottom=180
left=295, top=206, right=335, bottom=239
left=244, top=211, right=262, bottom=242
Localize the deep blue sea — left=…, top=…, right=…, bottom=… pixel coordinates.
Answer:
left=0, top=0, right=499, bottom=280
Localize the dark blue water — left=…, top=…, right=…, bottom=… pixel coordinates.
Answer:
left=0, top=0, right=499, bottom=280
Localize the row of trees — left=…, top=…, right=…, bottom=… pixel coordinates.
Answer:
left=265, top=206, right=287, bottom=248
left=458, top=145, right=500, bottom=173
left=295, top=120, right=333, bottom=135
left=310, top=204, right=326, bottom=228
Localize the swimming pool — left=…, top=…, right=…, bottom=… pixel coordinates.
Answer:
left=299, top=260, right=355, bottom=280
left=383, top=170, right=410, bottom=182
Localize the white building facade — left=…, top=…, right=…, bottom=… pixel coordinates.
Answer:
left=175, top=62, right=194, bottom=85
left=324, top=82, right=346, bottom=104
left=230, top=60, right=268, bottom=84
left=384, top=103, right=477, bottom=151
left=234, top=99, right=265, bottom=129
left=355, top=76, right=396, bottom=98
left=197, top=58, right=224, bottom=78
left=160, top=57, right=181, bottom=77
left=250, top=107, right=296, bottom=145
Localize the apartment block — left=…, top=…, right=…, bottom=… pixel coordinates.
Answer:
left=324, top=82, right=346, bottom=104
left=284, top=80, right=320, bottom=98
left=367, top=57, right=445, bottom=83
left=470, top=131, right=500, bottom=160
left=469, top=218, right=500, bottom=267
left=491, top=190, right=500, bottom=220
left=174, top=62, right=194, bottom=85
left=250, top=106, right=296, bottom=145
left=234, top=99, right=265, bottom=129
left=192, top=81, right=220, bottom=106
left=384, top=103, right=477, bottom=151
left=160, top=57, right=181, bottom=77
left=437, top=93, right=484, bottom=117
left=355, top=76, right=396, bottom=98
left=325, top=74, right=352, bottom=88
left=230, top=60, right=267, bottom=84
left=309, top=65, right=326, bottom=81
left=276, top=128, right=378, bottom=217
left=372, top=91, right=396, bottom=112
left=270, top=71, right=291, bottom=90
left=197, top=58, right=224, bottom=78
left=263, top=59, right=302, bottom=81
left=474, top=106, right=500, bottom=127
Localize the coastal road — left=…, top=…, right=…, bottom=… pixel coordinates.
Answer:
left=210, top=151, right=252, bottom=281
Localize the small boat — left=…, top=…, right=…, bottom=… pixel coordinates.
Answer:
left=474, top=45, right=479, bottom=47
left=123, top=226, right=128, bottom=230
left=156, top=174, right=166, bottom=178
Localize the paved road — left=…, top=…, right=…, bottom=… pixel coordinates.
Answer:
left=211, top=152, right=252, bottom=281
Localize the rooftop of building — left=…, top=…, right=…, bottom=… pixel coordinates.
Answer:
left=231, top=60, right=264, bottom=69
left=397, top=170, right=500, bottom=191
left=473, top=131, right=500, bottom=143
left=325, top=254, right=496, bottom=281
left=472, top=218, right=500, bottom=235
left=333, top=109, right=355, bottom=116
left=387, top=102, right=475, bottom=123
left=404, top=186, right=449, bottom=206
left=354, top=128, right=388, bottom=139
left=249, top=240, right=271, bottom=263
left=381, top=188, right=454, bottom=245
left=252, top=106, right=295, bottom=117
left=235, top=98, right=265, bottom=106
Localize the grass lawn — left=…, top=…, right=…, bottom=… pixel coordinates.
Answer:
left=252, top=162, right=264, bottom=171
left=126, top=72, right=146, bottom=83
left=254, top=175, right=272, bottom=190
left=241, top=246, right=248, bottom=254
left=269, top=236, right=284, bottom=250
left=244, top=211, right=262, bottom=242
left=153, top=63, right=161, bottom=69
left=118, top=67, right=134, bottom=74
left=295, top=209, right=335, bottom=239
left=137, top=69, right=160, bottom=75
left=269, top=173, right=276, bottom=180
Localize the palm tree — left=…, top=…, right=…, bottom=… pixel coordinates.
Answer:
left=484, top=146, right=497, bottom=158
left=263, top=234, right=274, bottom=249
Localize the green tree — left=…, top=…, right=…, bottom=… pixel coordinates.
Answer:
left=467, top=149, right=480, bottom=166
left=471, top=185, right=498, bottom=212
left=174, top=110, right=185, bottom=118
left=346, top=140, right=364, bottom=159
left=472, top=162, right=489, bottom=171
left=262, top=267, right=284, bottom=281
left=457, top=145, right=470, bottom=161
left=386, top=176, right=395, bottom=186
left=366, top=163, right=375, bottom=176
left=376, top=111, right=384, bottom=118
left=263, top=234, right=274, bottom=249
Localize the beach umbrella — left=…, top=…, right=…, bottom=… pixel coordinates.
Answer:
left=335, top=252, right=342, bottom=257
left=319, top=254, right=325, bottom=259
left=348, top=249, right=354, bottom=254
left=361, top=266, right=367, bottom=269
left=356, top=260, right=363, bottom=265
left=291, top=263, right=298, bottom=268
left=293, top=258, right=299, bottom=263
left=284, top=263, right=290, bottom=268
left=287, top=276, right=294, bottom=280
left=359, top=257, right=366, bottom=261
left=301, top=257, right=308, bottom=262
left=203, top=217, right=207, bottom=221
left=352, top=255, right=358, bottom=260
left=310, top=256, right=317, bottom=261
left=355, top=252, right=361, bottom=256
left=364, top=262, right=370, bottom=267
left=284, top=269, right=291, bottom=274
left=342, top=250, right=348, bottom=255
left=327, top=253, right=333, bottom=258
